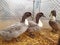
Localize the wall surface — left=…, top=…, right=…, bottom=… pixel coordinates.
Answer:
left=0, top=0, right=60, bottom=20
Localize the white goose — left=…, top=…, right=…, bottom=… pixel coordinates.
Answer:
left=0, top=12, right=31, bottom=41
left=27, top=12, right=45, bottom=38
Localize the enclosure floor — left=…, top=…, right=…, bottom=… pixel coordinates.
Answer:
left=0, top=28, right=59, bottom=45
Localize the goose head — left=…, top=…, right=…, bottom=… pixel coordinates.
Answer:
left=49, top=10, right=56, bottom=21
left=21, top=12, right=31, bottom=25
left=36, top=12, right=45, bottom=27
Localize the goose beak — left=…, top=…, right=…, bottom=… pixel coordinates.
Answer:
left=49, top=14, right=51, bottom=17
left=49, top=13, right=52, bottom=17
left=43, top=15, right=46, bottom=18
left=41, top=15, right=47, bottom=20
left=41, top=15, right=48, bottom=20
left=31, top=16, right=33, bottom=18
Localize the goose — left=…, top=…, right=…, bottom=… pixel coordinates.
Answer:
left=49, top=10, right=60, bottom=33
left=0, top=12, right=31, bottom=41
left=26, top=12, right=45, bottom=38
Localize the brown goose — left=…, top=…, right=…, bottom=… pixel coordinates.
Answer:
left=49, top=10, right=60, bottom=33
left=0, top=12, right=31, bottom=41
left=27, top=12, right=45, bottom=38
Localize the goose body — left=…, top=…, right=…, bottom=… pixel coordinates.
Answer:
left=28, top=19, right=43, bottom=32
left=27, top=12, right=45, bottom=38
left=49, top=10, right=60, bottom=33
left=28, top=21, right=40, bottom=32
left=28, top=13, right=45, bottom=31
left=0, top=12, right=31, bottom=41
left=49, top=20, right=60, bottom=32
left=0, top=22, right=28, bottom=41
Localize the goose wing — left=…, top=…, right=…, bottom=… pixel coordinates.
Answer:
left=28, top=21, right=40, bottom=31
left=49, top=21, right=60, bottom=31
left=28, top=21, right=38, bottom=26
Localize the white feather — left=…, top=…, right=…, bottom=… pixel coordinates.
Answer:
left=38, top=19, right=43, bottom=27
left=50, top=14, right=56, bottom=21
left=25, top=19, right=29, bottom=25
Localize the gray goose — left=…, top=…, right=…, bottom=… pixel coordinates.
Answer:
left=49, top=10, right=60, bottom=33
left=27, top=12, right=45, bottom=38
left=0, top=12, right=31, bottom=41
